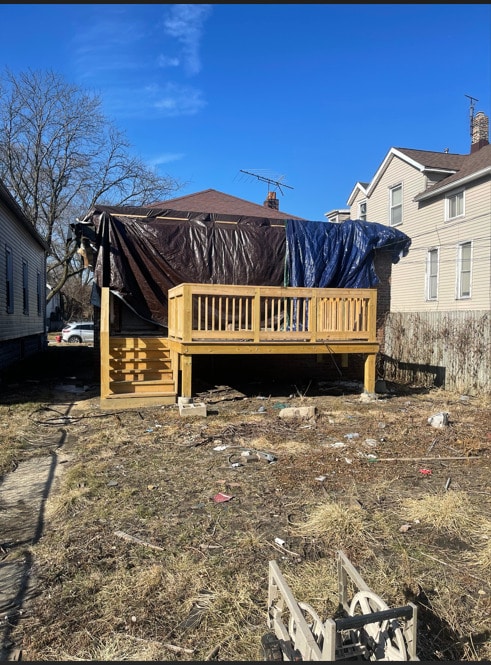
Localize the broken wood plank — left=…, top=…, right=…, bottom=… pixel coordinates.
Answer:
left=113, top=530, right=165, bottom=551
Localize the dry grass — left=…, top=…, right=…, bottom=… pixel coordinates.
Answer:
left=1, top=346, right=490, bottom=661
left=400, top=490, right=484, bottom=540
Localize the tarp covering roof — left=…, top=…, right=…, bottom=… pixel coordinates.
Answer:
left=74, top=204, right=411, bottom=328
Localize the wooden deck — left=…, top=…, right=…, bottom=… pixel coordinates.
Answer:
left=166, top=283, right=379, bottom=397
left=99, top=284, right=379, bottom=407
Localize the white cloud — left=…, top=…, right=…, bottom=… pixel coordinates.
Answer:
left=162, top=4, right=212, bottom=76
left=102, top=81, right=206, bottom=119
left=157, top=55, right=180, bottom=69
left=147, top=153, right=185, bottom=168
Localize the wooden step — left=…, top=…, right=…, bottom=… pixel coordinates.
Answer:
left=110, top=370, right=173, bottom=382
left=100, top=392, right=177, bottom=409
left=109, top=379, right=176, bottom=395
left=109, top=360, right=173, bottom=371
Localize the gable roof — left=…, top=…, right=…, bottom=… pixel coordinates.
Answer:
left=148, top=188, right=305, bottom=220
left=0, top=178, right=48, bottom=250
left=348, top=145, right=490, bottom=206
left=413, top=143, right=491, bottom=201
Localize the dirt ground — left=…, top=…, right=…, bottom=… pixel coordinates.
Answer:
left=0, top=344, right=490, bottom=662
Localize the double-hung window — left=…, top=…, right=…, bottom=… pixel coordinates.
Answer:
left=446, top=190, right=464, bottom=221
left=22, top=259, right=29, bottom=314
left=457, top=241, right=472, bottom=298
left=37, top=271, right=43, bottom=316
left=5, top=246, right=13, bottom=313
left=358, top=200, right=367, bottom=221
left=426, top=248, right=439, bottom=300
left=389, top=184, right=402, bottom=226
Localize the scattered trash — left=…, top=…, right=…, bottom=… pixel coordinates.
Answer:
left=364, top=438, right=377, bottom=446
left=147, top=484, right=158, bottom=490
left=419, top=468, right=432, bottom=476
left=445, top=477, right=452, bottom=490
left=399, top=524, right=412, bottom=533
left=344, top=432, right=359, bottom=440
left=274, top=537, right=286, bottom=547
left=273, top=402, right=288, bottom=409
left=257, top=406, right=267, bottom=413
left=212, top=492, right=233, bottom=503
left=345, top=458, right=353, bottom=464
left=107, top=480, right=119, bottom=487
left=213, top=444, right=229, bottom=451
left=315, top=475, right=327, bottom=481
left=330, top=442, right=345, bottom=448
left=428, top=412, right=449, bottom=428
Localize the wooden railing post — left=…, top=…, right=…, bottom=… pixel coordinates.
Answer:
left=253, top=288, right=261, bottom=343
left=100, top=287, right=110, bottom=399
left=182, top=284, right=193, bottom=342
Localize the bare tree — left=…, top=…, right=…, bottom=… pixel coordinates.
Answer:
left=0, top=67, right=182, bottom=303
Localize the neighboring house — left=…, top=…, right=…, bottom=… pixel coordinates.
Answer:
left=46, top=284, right=63, bottom=332
left=0, top=178, right=48, bottom=372
left=346, top=110, right=491, bottom=394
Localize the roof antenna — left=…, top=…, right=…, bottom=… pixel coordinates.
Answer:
left=465, top=94, right=479, bottom=139
left=239, top=169, right=294, bottom=197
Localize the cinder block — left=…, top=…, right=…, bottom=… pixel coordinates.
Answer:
left=178, top=396, right=193, bottom=406
left=179, top=401, right=207, bottom=417
left=278, top=406, right=316, bottom=420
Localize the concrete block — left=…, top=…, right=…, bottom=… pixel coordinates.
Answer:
left=178, top=396, right=193, bottom=406
left=278, top=406, right=316, bottom=420
left=179, top=401, right=207, bottom=417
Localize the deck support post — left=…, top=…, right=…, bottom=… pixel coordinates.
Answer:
left=180, top=354, right=193, bottom=397
left=364, top=353, right=376, bottom=394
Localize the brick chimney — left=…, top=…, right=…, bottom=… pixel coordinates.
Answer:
left=471, top=111, right=489, bottom=153
left=264, top=190, right=279, bottom=210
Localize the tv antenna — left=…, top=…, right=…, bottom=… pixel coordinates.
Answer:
left=239, top=169, right=294, bottom=196
left=465, top=94, right=479, bottom=138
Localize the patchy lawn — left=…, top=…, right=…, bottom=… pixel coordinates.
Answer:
left=0, top=346, right=490, bottom=661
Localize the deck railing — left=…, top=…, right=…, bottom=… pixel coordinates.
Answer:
left=168, top=283, right=377, bottom=344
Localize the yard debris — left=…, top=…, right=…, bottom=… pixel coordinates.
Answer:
left=113, top=530, right=165, bottom=551
left=212, top=492, right=233, bottom=503
left=428, top=412, right=449, bottom=428
left=278, top=406, right=316, bottom=420
left=344, top=432, right=359, bottom=440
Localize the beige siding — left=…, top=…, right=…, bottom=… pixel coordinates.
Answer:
left=0, top=200, right=46, bottom=341
left=349, top=156, right=491, bottom=313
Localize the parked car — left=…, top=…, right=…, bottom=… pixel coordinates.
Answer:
left=61, top=321, right=94, bottom=344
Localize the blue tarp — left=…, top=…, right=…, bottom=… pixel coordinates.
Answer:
left=285, top=218, right=411, bottom=288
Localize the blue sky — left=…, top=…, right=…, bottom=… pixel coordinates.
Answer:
left=0, top=3, right=490, bottom=221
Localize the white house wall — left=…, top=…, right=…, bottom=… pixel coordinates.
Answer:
left=0, top=198, right=47, bottom=342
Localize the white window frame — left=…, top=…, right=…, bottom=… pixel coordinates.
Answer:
left=5, top=245, right=13, bottom=313
left=445, top=189, right=464, bottom=221
left=389, top=184, right=403, bottom=226
left=426, top=248, right=439, bottom=301
left=456, top=241, right=472, bottom=299
left=358, top=200, right=367, bottom=221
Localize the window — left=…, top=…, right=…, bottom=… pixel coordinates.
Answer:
left=5, top=246, right=13, bottom=313
left=446, top=190, right=464, bottom=220
left=389, top=184, right=402, bottom=226
left=426, top=248, right=439, bottom=300
left=22, top=260, right=29, bottom=314
left=358, top=201, right=367, bottom=221
left=457, top=241, right=472, bottom=298
left=37, top=271, right=43, bottom=316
